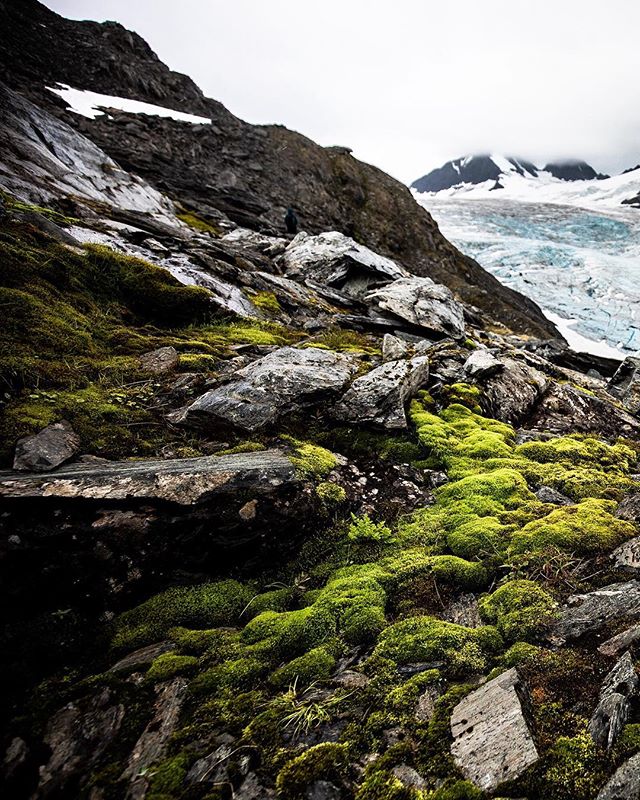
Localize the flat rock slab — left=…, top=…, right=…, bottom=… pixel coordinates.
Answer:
left=552, top=581, right=640, bottom=644
left=366, top=277, right=465, bottom=339
left=598, top=752, right=640, bottom=799
left=0, top=449, right=296, bottom=505
left=450, top=667, right=539, bottom=792
left=174, top=346, right=358, bottom=432
left=332, top=356, right=429, bottom=430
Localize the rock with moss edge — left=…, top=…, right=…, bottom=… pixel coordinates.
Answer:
left=13, top=419, right=80, bottom=472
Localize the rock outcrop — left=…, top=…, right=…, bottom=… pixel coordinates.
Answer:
left=450, top=668, right=539, bottom=791
left=588, top=652, right=639, bottom=749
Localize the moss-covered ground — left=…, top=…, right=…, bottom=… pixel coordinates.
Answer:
left=3, top=208, right=640, bottom=799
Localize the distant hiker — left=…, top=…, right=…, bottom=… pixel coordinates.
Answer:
left=284, top=207, right=298, bottom=234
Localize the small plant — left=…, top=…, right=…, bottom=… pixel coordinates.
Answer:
left=280, top=679, right=351, bottom=737
left=347, top=514, right=394, bottom=545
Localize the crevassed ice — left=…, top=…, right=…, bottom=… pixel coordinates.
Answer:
left=46, top=84, right=212, bottom=125
left=419, top=195, right=640, bottom=357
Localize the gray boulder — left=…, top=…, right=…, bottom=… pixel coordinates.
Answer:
left=481, top=356, right=548, bottom=425
left=535, top=485, right=573, bottom=505
left=450, top=667, right=538, bottom=792
left=617, top=494, right=640, bottom=523
left=283, top=231, right=407, bottom=294
left=366, top=277, right=465, bottom=339
left=599, top=624, right=640, bottom=658
left=139, top=346, right=179, bottom=374
left=597, top=752, right=640, bottom=799
left=382, top=333, right=409, bottom=362
left=589, top=652, right=639, bottom=749
left=173, top=347, right=358, bottom=432
left=463, top=348, right=504, bottom=379
left=552, top=581, right=640, bottom=644
left=613, top=537, right=640, bottom=571
left=332, top=356, right=429, bottom=430
left=608, top=356, right=640, bottom=414
left=13, top=420, right=80, bottom=472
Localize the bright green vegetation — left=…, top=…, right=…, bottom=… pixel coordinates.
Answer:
left=176, top=209, right=220, bottom=234
left=249, top=290, right=282, bottom=314
left=479, top=580, right=557, bottom=642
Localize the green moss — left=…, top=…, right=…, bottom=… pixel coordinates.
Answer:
left=442, top=382, right=483, bottom=411
left=270, top=646, right=336, bottom=689
left=242, top=606, right=336, bottom=659
left=286, top=438, right=338, bottom=479
left=479, top=580, right=557, bottom=642
left=348, top=514, right=395, bottom=545
left=373, top=617, right=502, bottom=675
left=355, top=771, right=418, bottom=800
left=276, top=742, right=349, bottom=800
left=308, top=327, right=380, bottom=355
left=168, top=626, right=222, bottom=655
left=215, top=441, right=266, bottom=456
left=616, top=723, right=640, bottom=758
left=189, top=656, right=267, bottom=695
left=176, top=209, right=220, bottom=234
left=250, top=290, right=281, bottom=314
left=509, top=499, right=635, bottom=557
left=502, top=641, right=542, bottom=666
left=113, top=580, right=253, bottom=651
left=316, top=481, right=347, bottom=505
left=146, top=653, right=198, bottom=682
left=536, top=731, right=606, bottom=800
left=147, top=753, right=190, bottom=797
left=177, top=352, right=217, bottom=372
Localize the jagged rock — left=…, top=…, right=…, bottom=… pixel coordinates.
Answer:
left=463, top=348, right=504, bottom=378
left=236, top=772, right=275, bottom=799
left=552, top=581, right=640, bottom=644
left=589, top=652, right=639, bottom=749
left=597, top=752, right=640, bottom=799
left=283, top=231, right=407, bottom=294
left=0, top=449, right=297, bottom=504
left=13, top=420, right=80, bottom=472
left=415, top=684, right=442, bottom=723
left=139, top=345, right=179, bottom=374
left=599, top=624, right=640, bottom=658
left=366, top=277, right=465, bottom=339
left=186, top=743, right=233, bottom=785
left=35, top=689, right=125, bottom=798
left=612, top=538, right=640, bottom=571
left=173, top=347, right=358, bottom=432
left=608, top=356, right=640, bottom=414
left=391, top=765, right=426, bottom=790
left=481, top=357, right=548, bottom=425
left=2, top=737, right=29, bottom=782
left=108, top=641, right=175, bottom=673
left=121, top=678, right=187, bottom=799
left=535, top=485, right=573, bottom=505
left=526, top=383, right=640, bottom=439
left=382, top=333, right=409, bottom=362
left=617, top=494, right=640, bottom=523
left=332, top=356, right=429, bottom=430
left=450, top=668, right=538, bottom=792
left=223, top=227, right=288, bottom=257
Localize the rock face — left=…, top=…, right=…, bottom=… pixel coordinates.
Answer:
left=609, top=356, right=640, bottom=414
left=366, top=277, right=466, bottom=339
left=597, top=752, right=640, bottom=800
left=13, top=420, right=80, bottom=472
left=283, top=231, right=407, bottom=294
left=450, top=668, right=539, bottom=792
left=552, top=581, right=640, bottom=644
left=0, top=449, right=297, bottom=504
left=481, top=356, right=548, bottom=425
left=382, top=333, right=410, bottom=362
left=599, top=625, right=640, bottom=658
left=0, top=2, right=560, bottom=340
left=174, top=347, right=358, bottom=432
left=589, top=652, right=639, bottom=749
left=332, top=356, right=429, bottom=430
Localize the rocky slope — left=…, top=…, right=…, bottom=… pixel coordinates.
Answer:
left=2, top=4, right=640, bottom=800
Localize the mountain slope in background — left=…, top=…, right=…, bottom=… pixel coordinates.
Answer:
left=412, top=154, right=640, bottom=209
left=0, top=0, right=558, bottom=339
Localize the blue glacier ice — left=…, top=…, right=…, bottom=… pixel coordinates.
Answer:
left=422, top=197, right=640, bottom=353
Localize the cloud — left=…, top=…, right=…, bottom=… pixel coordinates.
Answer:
left=46, top=0, right=640, bottom=182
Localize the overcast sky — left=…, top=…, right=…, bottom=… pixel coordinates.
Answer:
left=45, top=0, right=640, bottom=183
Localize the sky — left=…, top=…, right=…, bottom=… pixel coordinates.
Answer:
left=44, top=1, right=640, bottom=184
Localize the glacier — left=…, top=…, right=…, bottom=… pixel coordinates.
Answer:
left=418, top=195, right=640, bottom=355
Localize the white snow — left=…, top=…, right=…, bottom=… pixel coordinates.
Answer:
left=47, top=84, right=212, bottom=125
left=543, top=311, right=628, bottom=360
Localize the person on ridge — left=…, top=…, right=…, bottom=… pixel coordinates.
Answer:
left=284, top=207, right=298, bottom=234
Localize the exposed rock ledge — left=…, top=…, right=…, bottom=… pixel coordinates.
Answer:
left=0, top=449, right=297, bottom=505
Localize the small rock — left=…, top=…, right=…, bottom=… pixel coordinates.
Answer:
left=450, top=667, right=539, bottom=792
left=332, top=356, right=429, bottom=430
left=186, top=744, right=233, bottom=785
left=391, top=765, right=426, bottom=790
left=597, top=752, right=640, bottom=799
left=236, top=772, right=276, bottom=799
left=108, top=641, right=175, bottom=674
left=13, top=420, right=80, bottom=472
left=139, top=345, right=179, bottom=374
left=599, top=624, right=640, bottom=658
left=589, top=652, right=638, bottom=749
left=331, top=670, right=369, bottom=690
left=617, top=494, right=640, bottom=523
left=382, top=333, right=409, bottom=362
left=415, top=684, right=442, bottom=723
left=441, top=593, right=482, bottom=628
left=463, top=349, right=503, bottom=378
left=535, top=485, right=573, bottom=505
left=552, top=581, right=640, bottom=644
left=239, top=499, right=258, bottom=521
left=612, top=537, right=640, bottom=570
left=2, top=736, right=29, bottom=781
